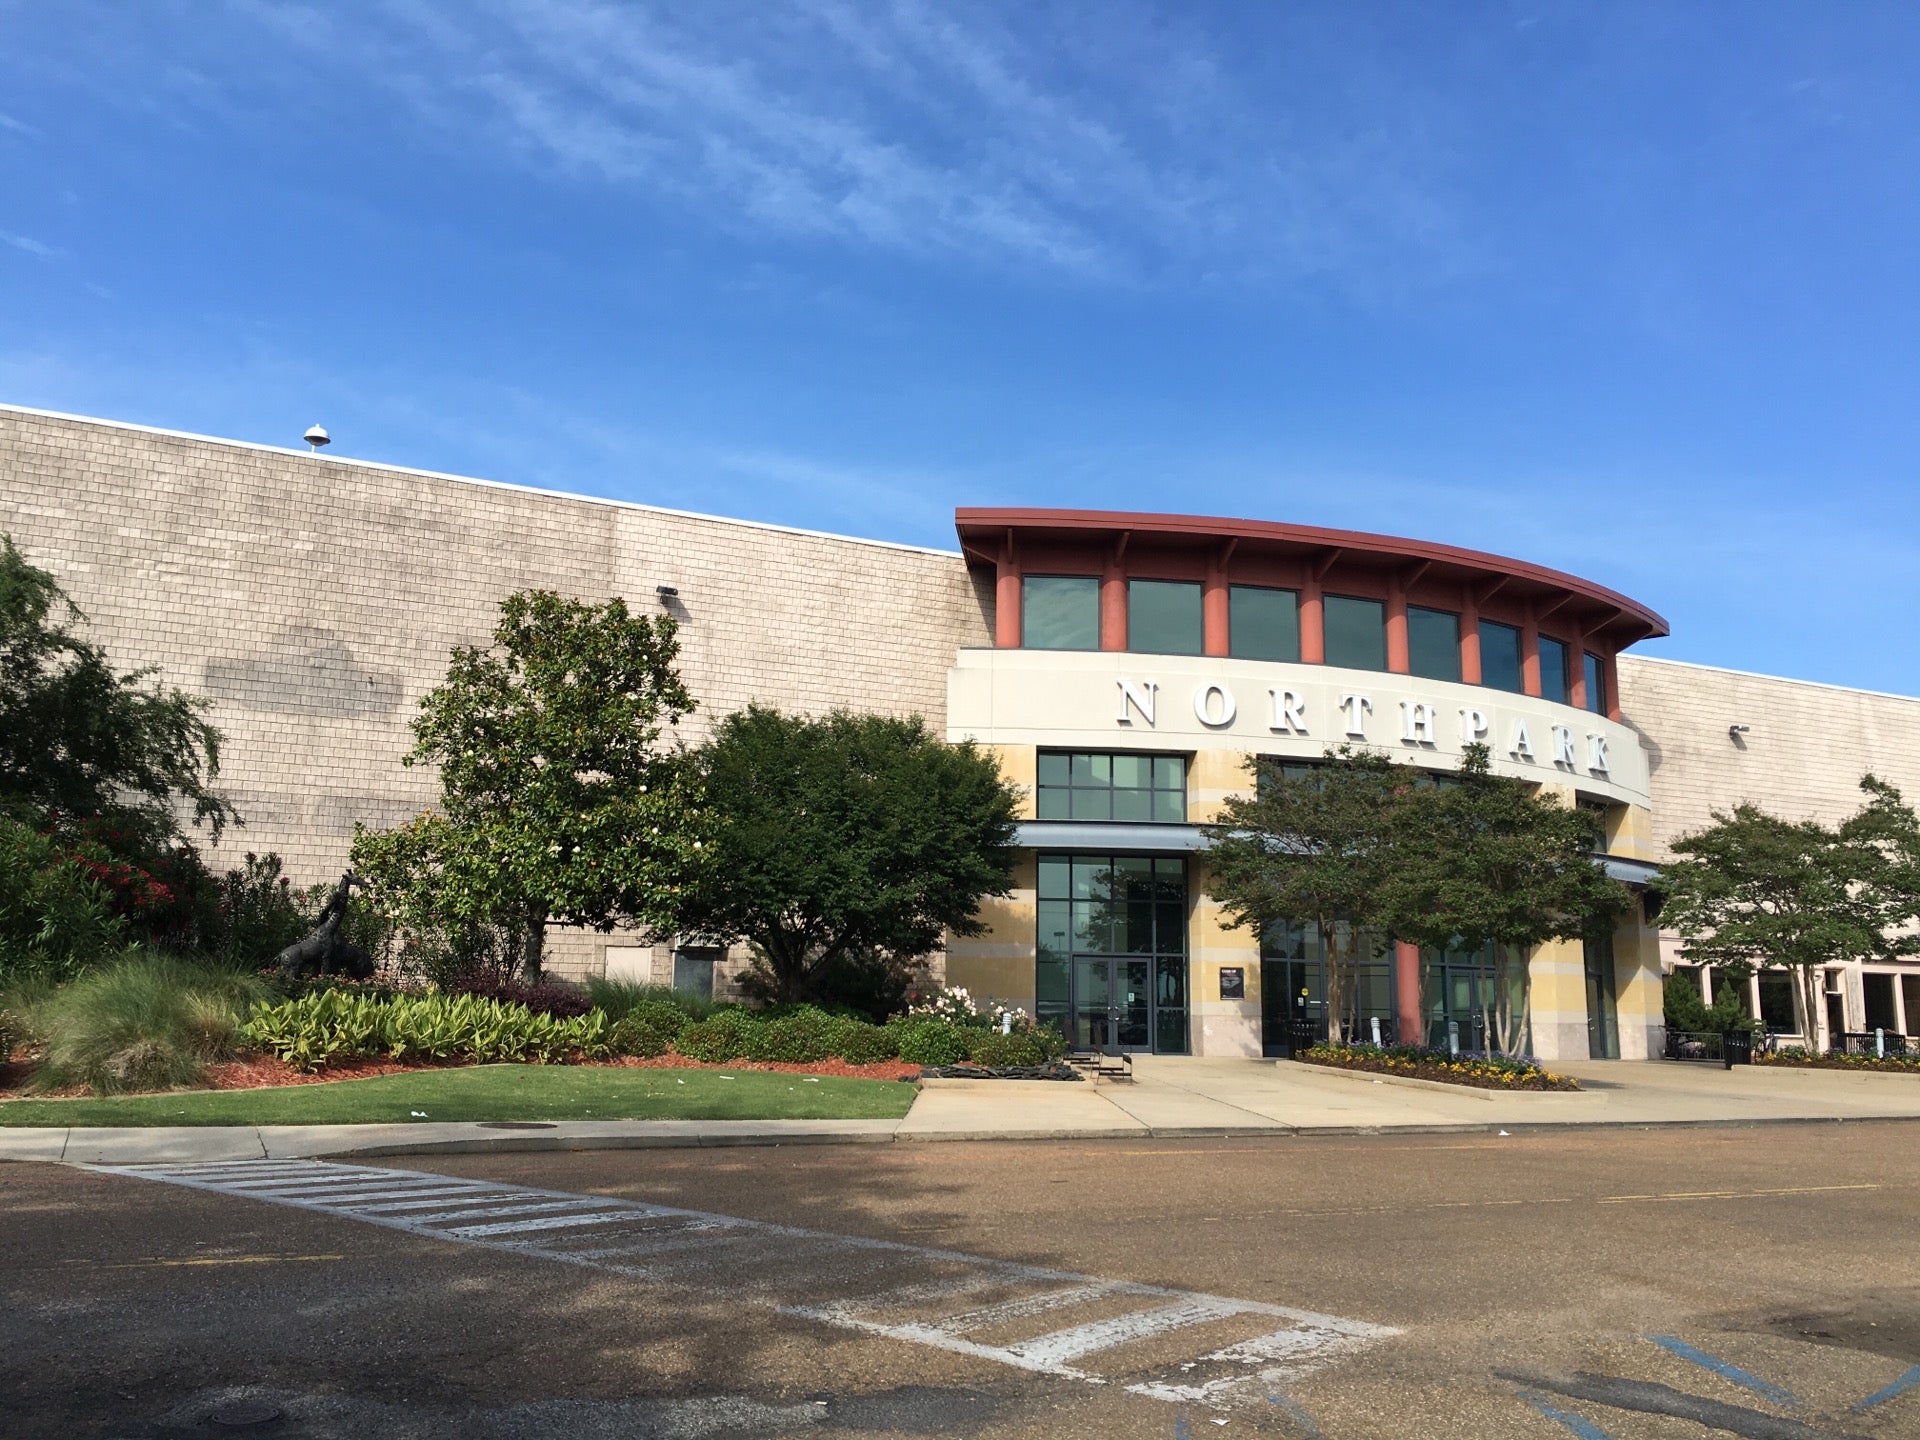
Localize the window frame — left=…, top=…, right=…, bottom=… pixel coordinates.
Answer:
left=1127, top=578, right=1205, bottom=656
left=1036, top=750, right=1188, bottom=824
left=1020, top=574, right=1100, bottom=651
left=1322, top=593, right=1388, bottom=672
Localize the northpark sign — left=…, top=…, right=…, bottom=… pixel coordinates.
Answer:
left=946, top=647, right=1650, bottom=806
left=1115, top=678, right=1614, bottom=777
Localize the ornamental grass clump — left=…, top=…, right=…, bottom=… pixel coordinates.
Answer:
left=26, top=954, right=270, bottom=1094
left=586, top=977, right=723, bottom=1023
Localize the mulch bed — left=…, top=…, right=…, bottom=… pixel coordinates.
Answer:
left=1299, top=1050, right=1579, bottom=1092
left=1756, top=1055, right=1920, bottom=1074
left=0, top=1048, right=923, bottom=1101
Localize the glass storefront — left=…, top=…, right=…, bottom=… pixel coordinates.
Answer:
left=1258, top=919, right=1396, bottom=1054
left=1037, top=853, right=1189, bottom=1054
left=1036, top=752, right=1186, bottom=823
left=1584, top=931, right=1619, bottom=1059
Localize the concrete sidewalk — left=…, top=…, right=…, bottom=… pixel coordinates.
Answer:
left=4, top=1057, right=1917, bottom=1165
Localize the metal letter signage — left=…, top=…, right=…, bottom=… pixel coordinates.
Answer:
left=1117, top=680, right=1157, bottom=727
left=1552, top=725, right=1576, bottom=768
left=1587, top=733, right=1610, bottom=775
left=1269, top=687, right=1308, bottom=735
left=1193, top=683, right=1237, bottom=728
left=1510, top=720, right=1536, bottom=763
left=1338, top=694, right=1373, bottom=739
left=1398, top=701, right=1436, bottom=746
left=1460, top=708, right=1490, bottom=744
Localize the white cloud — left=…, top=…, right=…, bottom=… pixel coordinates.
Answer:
left=208, top=0, right=1466, bottom=289
left=0, top=112, right=42, bottom=139
left=1, top=230, right=54, bottom=257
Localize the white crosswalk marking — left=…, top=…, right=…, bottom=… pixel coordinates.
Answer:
left=91, top=1159, right=1397, bottom=1412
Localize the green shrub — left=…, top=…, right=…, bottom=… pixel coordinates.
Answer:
left=964, top=1030, right=1051, bottom=1068
left=609, top=1012, right=678, bottom=1058
left=829, top=1017, right=898, bottom=1064
left=585, top=977, right=724, bottom=1022
left=891, top=1018, right=969, bottom=1067
left=241, top=991, right=614, bottom=1071
left=26, top=954, right=269, bottom=1093
left=0, top=817, right=130, bottom=985
left=674, top=1007, right=762, bottom=1062
left=746, top=1006, right=844, bottom=1063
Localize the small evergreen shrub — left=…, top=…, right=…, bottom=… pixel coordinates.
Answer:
left=964, top=1030, right=1049, bottom=1068
left=674, top=1007, right=761, bottom=1063
left=745, top=1006, right=844, bottom=1063
left=829, top=1017, right=898, bottom=1064
left=609, top=1014, right=673, bottom=1058
left=891, top=1018, right=969, bottom=1066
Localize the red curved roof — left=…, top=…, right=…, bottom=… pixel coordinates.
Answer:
left=954, top=507, right=1668, bottom=644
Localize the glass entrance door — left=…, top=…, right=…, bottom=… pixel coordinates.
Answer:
left=1073, top=956, right=1150, bottom=1054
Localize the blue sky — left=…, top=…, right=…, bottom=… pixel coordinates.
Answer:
left=2, top=2, right=1917, bottom=692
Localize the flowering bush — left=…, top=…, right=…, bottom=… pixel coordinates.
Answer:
left=1300, top=1042, right=1579, bottom=1092
left=903, top=985, right=1029, bottom=1033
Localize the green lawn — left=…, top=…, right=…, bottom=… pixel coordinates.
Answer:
left=0, top=1065, right=918, bottom=1127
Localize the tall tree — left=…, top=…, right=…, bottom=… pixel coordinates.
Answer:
left=1385, top=746, right=1630, bottom=1057
left=1659, top=776, right=1920, bottom=1049
left=674, top=706, right=1018, bottom=1007
left=0, top=533, right=234, bottom=846
left=1203, top=746, right=1414, bottom=1044
left=352, top=590, right=702, bottom=978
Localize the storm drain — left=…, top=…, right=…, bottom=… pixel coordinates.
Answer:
left=92, top=1159, right=1396, bottom=1411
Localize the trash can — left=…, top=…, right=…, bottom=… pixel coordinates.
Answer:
left=1722, top=1029, right=1753, bottom=1068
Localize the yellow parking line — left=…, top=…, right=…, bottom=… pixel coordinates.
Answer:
left=79, top=1254, right=347, bottom=1269
left=1599, top=1184, right=1881, bottom=1204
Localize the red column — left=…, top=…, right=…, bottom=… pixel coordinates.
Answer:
left=1603, top=651, right=1622, bottom=722
left=1300, top=578, right=1325, bottom=664
left=1203, top=566, right=1229, bottom=657
left=995, top=554, right=1021, bottom=648
left=1521, top=610, right=1541, bottom=697
left=1459, top=593, right=1482, bottom=684
left=1101, top=564, right=1127, bottom=651
left=1386, top=576, right=1410, bottom=673
left=1395, top=941, right=1423, bottom=1046
left=1569, top=630, right=1589, bottom=710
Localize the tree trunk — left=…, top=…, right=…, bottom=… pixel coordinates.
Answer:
left=1799, top=965, right=1824, bottom=1053
left=522, top=904, right=548, bottom=981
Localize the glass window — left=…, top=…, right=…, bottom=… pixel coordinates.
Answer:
left=1407, top=606, right=1460, bottom=682
left=1037, top=751, right=1186, bottom=823
left=1037, top=853, right=1186, bottom=957
left=1539, top=636, right=1570, bottom=705
left=1128, top=580, right=1203, bottom=655
left=1022, top=575, right=1099, bottom=650
left=1229, top=585, right=1299, bottom=662
left=1324, top=595, right=1387, bottom=671
left=1757, top=971, right=1798, bottom=1034
left=1479, top=619, right=1523, bottom=693
left=1583, top=651, right=1608, bottom=714
left=673, top=948, right=719, bottom=999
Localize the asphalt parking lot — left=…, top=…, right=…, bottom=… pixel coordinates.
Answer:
left=5, top=1123, right=1917, bottom=1439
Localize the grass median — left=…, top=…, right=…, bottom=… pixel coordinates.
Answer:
left=0, top=1064, right=919, bottom=1127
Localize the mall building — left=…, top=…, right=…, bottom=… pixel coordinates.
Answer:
left=5, top=403, right=1918, bottom=1061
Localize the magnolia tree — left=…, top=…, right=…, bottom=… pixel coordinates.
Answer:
left=352, top=590, right=704, bottom=979
left=674, top=706, right=1019, bottom=1013
left=1204, top=746, right=1413, bottom=1044
left=1658, top=776, right=1920, bottom=1049
left=1386, top=746, right=1630, bottom=1057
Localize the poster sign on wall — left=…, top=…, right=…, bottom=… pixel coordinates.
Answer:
left=1219, top=966, right=1246, bottom=1000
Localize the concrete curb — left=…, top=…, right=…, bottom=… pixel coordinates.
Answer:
left=10, top=1111, right=1920, bottom=1166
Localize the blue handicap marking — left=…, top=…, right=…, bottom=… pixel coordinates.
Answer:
left=1646, top=1334, right=1799, bottom=1409
left=1266, top=1393, right=1325, bottom=1437
left=1854, top=1364, right=1920, bottom=1413
left=1515, top=1390, right=1616, bottom=1439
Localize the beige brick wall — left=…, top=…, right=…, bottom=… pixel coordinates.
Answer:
left=0, top=406, right=991, bottom=978
left=1619, top=654, right=1920, bottom=856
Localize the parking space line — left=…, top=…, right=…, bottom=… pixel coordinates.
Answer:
left=1646, top=1334, right=1799, bottom=1408
left=91, top=1160, right=1399, bottom=1413
left=1516, top=1391, right=1616, bottom=1438
left=1854, top=1364, right=1920, bottom=1412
